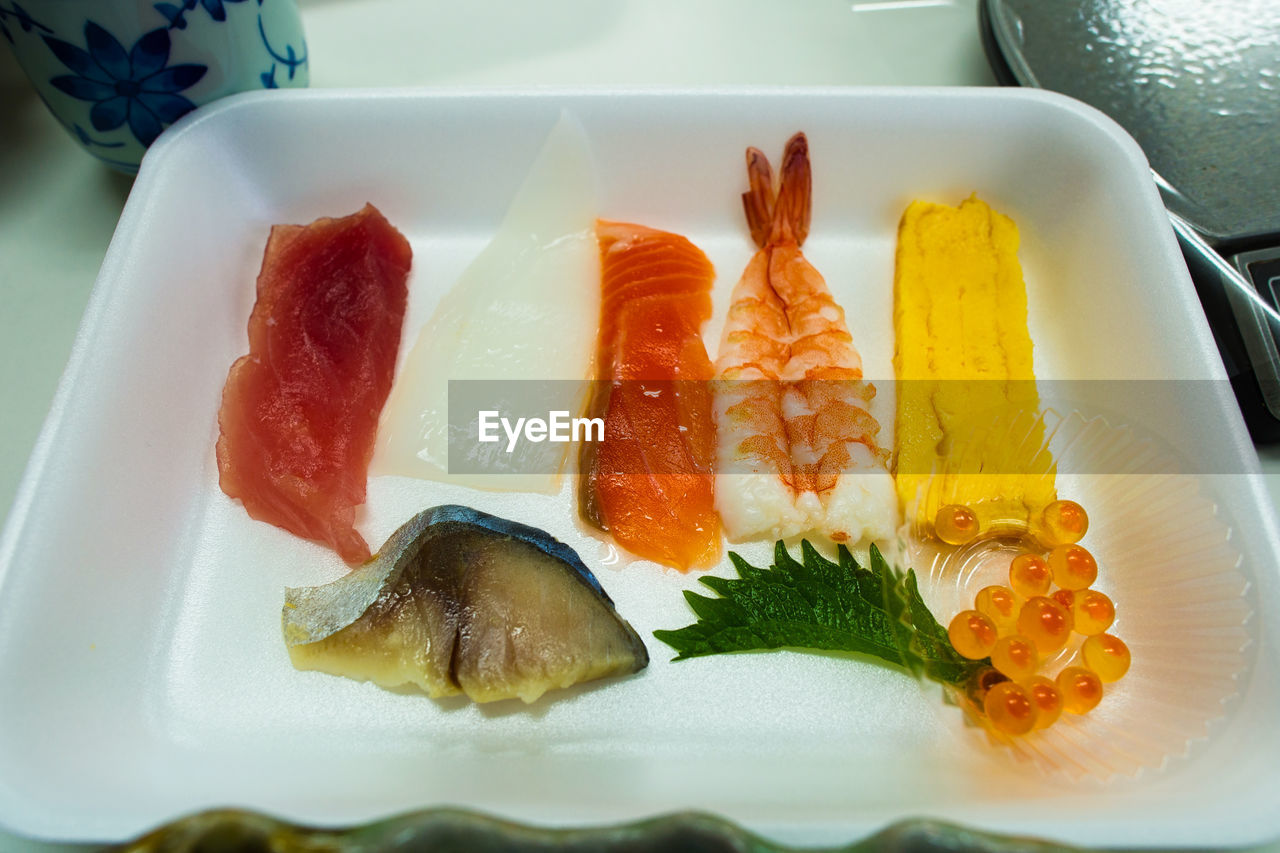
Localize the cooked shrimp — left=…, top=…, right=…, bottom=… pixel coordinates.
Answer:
left=714, top=133, right=895, bottom=545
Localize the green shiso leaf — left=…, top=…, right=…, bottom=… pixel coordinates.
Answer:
left=654, top=540, right=988, bottom=686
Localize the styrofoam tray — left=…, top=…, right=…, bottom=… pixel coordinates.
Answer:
left=2, top=89, right=1279, bottom=846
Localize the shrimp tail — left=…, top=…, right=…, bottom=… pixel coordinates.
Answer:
left=741, top=133, right=811, bottom=248
left=772, top=132, right=811, bottom=247
left=742, top=147, right=776, bottom=248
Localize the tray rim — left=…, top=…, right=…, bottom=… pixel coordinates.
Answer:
left=1, top=86, right=1275, bottom=847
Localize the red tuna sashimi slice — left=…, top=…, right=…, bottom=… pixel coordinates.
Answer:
left=216, top=204, right=411, bottom=565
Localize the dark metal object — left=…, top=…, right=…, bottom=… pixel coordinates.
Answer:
left=980, top=0, right=1280, bottom=440
left=984, top=0, right=1279, bottom=244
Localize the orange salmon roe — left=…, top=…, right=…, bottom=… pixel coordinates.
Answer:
left=966, top=665, right=1009, bottom=708
left=1026, top=676, right=1064, bottom=729
left=935, top=504, right=979, bottom=545
left=984, top=681, right=1037, bottom=735
left=991, top=635, right=1039, bottom=681
left=1073, top=590, right=1115, bottom=636
left=1041, top=500, right=1089, bottom=546
left=1051, top=589, right=1076, bottom=613
left=1057, top=666, right=1104, bottom=714
left=1018, top=596, right=1072, bottom=654
left=1048, top=544, right=1098, bottom=591
left=943, top=499, right=1124, bottom=737
left=1009, top=553, right=1052, bottom=598
left=1082, top=633, right=1131, bottom=682
left=975, top=585, right=1019, bottom=634
left=948, top=610, right=998, bottom=660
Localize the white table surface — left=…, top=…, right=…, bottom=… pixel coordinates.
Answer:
left=2, top=0, right=1278, bottom=849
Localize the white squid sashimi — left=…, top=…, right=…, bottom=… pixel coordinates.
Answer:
left=373, top=114, right=599, bottom=492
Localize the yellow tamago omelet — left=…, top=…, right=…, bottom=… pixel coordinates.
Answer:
left=893, top=194, right=1055, bottom=534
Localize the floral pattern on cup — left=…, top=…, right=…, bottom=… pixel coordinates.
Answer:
left=155, top=0, right=250, bottom=28
left=0, top=2, right=50, bottom=45
left=1, top=0, right=307, bottom=172
left=45, top=24, right=206, bottom=147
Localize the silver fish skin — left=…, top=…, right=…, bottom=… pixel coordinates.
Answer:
left=283, top=505, right=648, bottom=704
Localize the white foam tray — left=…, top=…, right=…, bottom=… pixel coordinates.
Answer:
left=2, top=89, right=1278, bottom=846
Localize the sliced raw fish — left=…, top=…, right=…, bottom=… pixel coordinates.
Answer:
left=283, top=505, right=648, bottom=704
left=217, top=204, right=411, bottom=565
left=578, top=221, right=719, bottom=571
left=373, top=114, right=599, bottom=492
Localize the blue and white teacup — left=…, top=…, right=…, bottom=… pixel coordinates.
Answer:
left=2, top=0, right=308, bottom=172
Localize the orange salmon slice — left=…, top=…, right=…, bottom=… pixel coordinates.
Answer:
left=578, top=220, right=719, bottom=570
